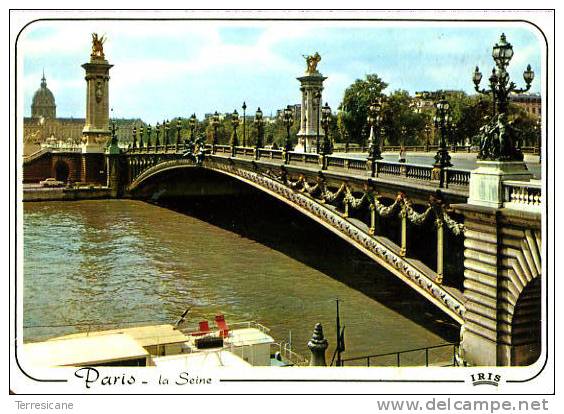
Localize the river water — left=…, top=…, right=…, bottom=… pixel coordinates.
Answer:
left=23, top=196, right=458, bottom=365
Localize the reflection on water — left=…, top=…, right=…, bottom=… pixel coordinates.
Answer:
left=24, top=197, right=458, bottom=361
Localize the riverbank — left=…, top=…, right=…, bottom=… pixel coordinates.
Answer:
left=23, top=184, right=112, bottom=202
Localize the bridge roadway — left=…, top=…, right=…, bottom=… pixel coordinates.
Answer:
left=123, top=144, right=470, bottom=325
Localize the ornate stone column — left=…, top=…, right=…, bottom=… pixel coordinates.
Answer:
left=295, top=52, right=327, bottom=153
left=81, top=33, right=113, bottom=154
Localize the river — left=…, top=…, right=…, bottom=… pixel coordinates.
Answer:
left=23, top=196, right=458, bottom=365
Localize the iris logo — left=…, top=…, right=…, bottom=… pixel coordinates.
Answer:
left=471, top=372, right=501, bottom=386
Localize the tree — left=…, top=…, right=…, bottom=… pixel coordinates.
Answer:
left=338, top=74, right=389, bottom=145
left=380, top=90, right=429, bottom=146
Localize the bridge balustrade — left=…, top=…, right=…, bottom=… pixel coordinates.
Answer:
left=502, top=180, right=541, bottom=212
left=444, top=168, right=471, bottom=188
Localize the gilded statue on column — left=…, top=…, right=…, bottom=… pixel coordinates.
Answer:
left=303, top=52, right=321, bottom=74
left=91, top=33, right=106, bottom=59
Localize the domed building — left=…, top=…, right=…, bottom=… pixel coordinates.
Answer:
left=23, top=71, right=143, bottom=156
left=31, top=71, right=56, bottom=119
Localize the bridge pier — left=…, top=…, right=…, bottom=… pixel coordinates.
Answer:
left=454, top=203, right=541, bottom=366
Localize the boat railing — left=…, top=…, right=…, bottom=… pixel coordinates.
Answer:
left=227, top=321, right=271, bottom=334
left=270, top=341, right=309, bottom=366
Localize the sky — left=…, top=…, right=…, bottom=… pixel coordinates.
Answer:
left=19, top=20, right=543, bottom=124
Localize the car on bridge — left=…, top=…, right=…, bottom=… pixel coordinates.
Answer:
left=39, top=178, right=65, bottom=187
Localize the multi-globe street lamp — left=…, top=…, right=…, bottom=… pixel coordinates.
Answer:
left=472, top=33, right=534, bottom=161
left=155, top=122, right=161, bottom=148
left=175, top=119, right=182, bottom=151
left=189, top=113, right=197, bottom=147
left=314, top=91, right=322, bottom=153
left=242, top=101, right=247, bottom=147
left=366, top=100, right=383, bottom=163
left=320, top=102, right=332, bottom=155
left=138, top=126, right=144, bottom=149
left=132, top=126, right=137, bottom=149
left=254, top=107, right=265, bottom=158
left=164, top=120, right=170, bottom=149
left=535, top=118, right=541, bottom=163
left=399, top=126, right=407, bottom=163
left=424, top=123, right=432, bottom=152
left=283, top=105, right=294, bottom=158
left=146, top=124, right=152, bottom=148
left=433, top=96, right=453, bottom=188
left=211, top=111, right=220, bottom=152
left=231, top=109, right=240, bottom=156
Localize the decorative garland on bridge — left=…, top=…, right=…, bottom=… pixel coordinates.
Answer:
left=279, top=172, right=465, bottom=235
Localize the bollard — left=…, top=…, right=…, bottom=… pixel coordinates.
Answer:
left=308, top=323, right=328, bottom=366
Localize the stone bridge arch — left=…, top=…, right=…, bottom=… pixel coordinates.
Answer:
left=126, top=157, right=466, bottom=325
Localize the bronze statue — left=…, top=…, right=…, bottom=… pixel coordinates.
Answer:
left=303, top=52, right=321, bottom=74
left=91, top=33, right=106, bottom=59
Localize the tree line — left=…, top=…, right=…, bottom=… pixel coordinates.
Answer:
left=123, top=73, right=540, bottom=149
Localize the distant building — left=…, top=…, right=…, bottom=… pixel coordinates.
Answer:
left=23, top=73, right=143, bottom=156
left=413, top=90, right=466, bottom=113
left=276, top=104, right=301, bottom=120
left=510, top=93, right=541, bottom=118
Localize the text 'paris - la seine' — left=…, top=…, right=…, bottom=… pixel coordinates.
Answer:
left=74, top=367, right=213, bottom=389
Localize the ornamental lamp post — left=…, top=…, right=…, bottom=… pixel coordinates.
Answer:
left=242, top=101, right=247, bottom=147
left=314, top=91, right=322, bottom=153
left=175, top=119, right=182, bottom=151
left=366, top=100, right=383, bottom=163
left=424, top=123, right=431, bottom=152
left=254, top=107, right=264, bottom=159
left=211, top=111, right=220, bottom=153
left=340, top=105, right=350, bottom=153
left=155, top=123, right=160, bottom=148
left=189, top=113, right=197, bottom=147
left=283, top=105, right=294, bottom=158
left=320, top=102, right=332, bottom=155
left=433, top=96, right=453, bottom=188
left=138, top=125, right=144, bottom=149
left=451, top=122, right=458, bottom=151
left=399, top=126, right=407, bottom=163
left=230, top=109, right=240, bottom=156
left=536, top=118, right=541, bottom=163
left=473, top=33, right=534, bottom=160
left=146, top=125, right=152, bottom=149
left=164, top=120, right=170, bottom=150
left=132, top=126, right=137, bottom=149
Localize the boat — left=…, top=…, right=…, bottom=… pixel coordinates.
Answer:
left=23, top=315, right=308, bottom=369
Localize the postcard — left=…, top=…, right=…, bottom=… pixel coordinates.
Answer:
left=8, top=7, right=555, bottom=410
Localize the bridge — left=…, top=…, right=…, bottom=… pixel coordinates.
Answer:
left=23, top=132, right=542, bottom=367
left=101, top=138, right=542, bottom=367
left=21, top=31, right=543, bottom=367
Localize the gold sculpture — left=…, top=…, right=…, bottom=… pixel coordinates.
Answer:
left=91, top=33, right=106, bottom=59
left=303, top=52, right=321, bottom=74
